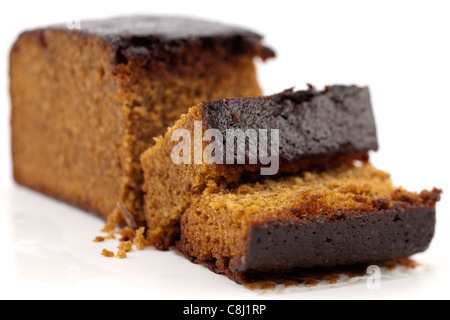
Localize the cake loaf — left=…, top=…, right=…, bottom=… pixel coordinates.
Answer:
left=10, top=16, right=274, bottom=227
left=141, top=85, right=379, bottom=249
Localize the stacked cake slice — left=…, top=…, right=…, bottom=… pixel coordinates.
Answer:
left=140, top=85, right=440, bottom=282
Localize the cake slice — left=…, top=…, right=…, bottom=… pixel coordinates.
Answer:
left=10, top=16, right=274, bottom=227
left=141, top=85, right=379, bottom=249
left=178, top=161, right=441, bottom=283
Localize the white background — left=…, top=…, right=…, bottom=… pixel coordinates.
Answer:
left=0, top=0, right=449, bottom=300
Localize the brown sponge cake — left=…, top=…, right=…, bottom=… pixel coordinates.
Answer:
left=141, top=85, right=379, bottom=249
left=10, top=16, right=274, bottom=227
left=178, top=161, right=441, bottom=283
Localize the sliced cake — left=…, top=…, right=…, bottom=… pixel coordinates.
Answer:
left=178, top=160, right=440, bottom=283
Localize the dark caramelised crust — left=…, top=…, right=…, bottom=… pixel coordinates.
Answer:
left=47, top=16, right=275, bottom=68
left=236, top=204, right=436, bottom=273
left=61, top=15, right=271, bottom=43
left=200, top=86, right=378, bottom=163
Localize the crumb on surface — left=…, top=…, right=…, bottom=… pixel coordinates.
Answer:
left=93, top=236, right=105, bottom=242
left=116, top=250, right=127, bottom=259
left=133, top=226, right=149, bottom=250
left=98, top=225, right=153, bottom=260
left=118, top=241, right=133, bottom=252
left=101, top=248, right=115, bottom=258
left=395, top=258, right=419, bottom=269
left=119, top=226, right=136, bottom=242
left=106, top=231, right=116, bottom=240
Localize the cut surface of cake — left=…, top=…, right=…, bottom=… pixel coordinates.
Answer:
left=178, top=161, right=441, bottom=283
left=10, top=16, right=274, bottom=228
left=141, top=85, right=379, bottom=249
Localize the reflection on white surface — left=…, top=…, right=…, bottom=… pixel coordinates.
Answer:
left=1, top=185, right=447, bottom=299
left=2, top=186, right=246, bottom=299
left=12, top=212, right=70, bottom=281
left=8, top=186, right=116, bottom=284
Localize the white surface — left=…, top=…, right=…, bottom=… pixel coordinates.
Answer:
left=1, top=0, right=449, bottom=300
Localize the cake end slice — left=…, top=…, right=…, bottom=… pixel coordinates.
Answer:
left=177, top=161, right=441, bottom=283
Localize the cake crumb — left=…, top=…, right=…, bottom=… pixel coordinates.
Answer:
left=93, top=236, right=105, bottom=242
left=116, top=250, right=127, bottom=259
left=303, top=278, right=320, bottom=287
left=105, top=231, right=116, bottom=240
left=101, top=249, right=115, bottom=258
left=380, top=258, right=419, bottom=271
left=328, top=274, right=341, bottom=284
left=118, top=241, right=133, bottom=252
left=119, top=226, right=136, bottom=242
left=395, top=258, right=419, bottom=269
left=243, top=281, right=276, bottom=291
left=133, top=227, right=149, bottom=250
